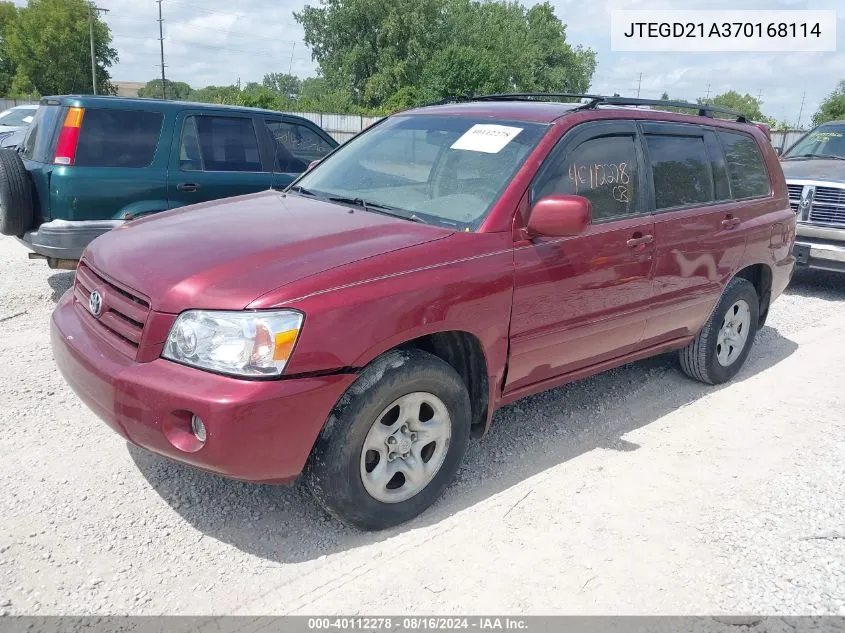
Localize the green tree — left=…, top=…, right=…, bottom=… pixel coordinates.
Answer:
left=300, top=76, right=328, bottom=100
left=262, top=72, right=301, bottom=97
left=4, top=0, right=117, bottom=96
left=191, top=84, right=242, bottom=104
left=0, top=1, right=17, bottom=95
left=138, top=79, right=194, bottom=100
left=811, top=81, right=845, bottom=126
left=294, top=0, right=596, bottom=108
left=697, top=90, right=769, bottom=122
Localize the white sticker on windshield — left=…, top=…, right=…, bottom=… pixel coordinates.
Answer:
left=451, top=124, right=523, bottom=154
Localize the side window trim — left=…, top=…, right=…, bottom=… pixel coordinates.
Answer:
left=179, top=115, right=205, bottom=172
left=529, top=120, right=651, bottom=224
left=703, top=128, right=732, bottom=201
left=639, top=122, right=719, bottom=214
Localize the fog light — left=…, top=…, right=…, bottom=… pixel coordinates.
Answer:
left=191, top=415, right=207, bottom=443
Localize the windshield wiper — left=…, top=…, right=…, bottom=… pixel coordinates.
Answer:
left=325, top=196, right=430, bottom=224
left=784, top=153, right=845, bottom=161
left=288, top=185, right=318, bottom=197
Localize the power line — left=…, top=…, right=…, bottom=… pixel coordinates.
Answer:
left=107, top=15, right=298, bottom=45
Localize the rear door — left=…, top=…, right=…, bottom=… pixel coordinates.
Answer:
left=167, top=111, right=271, bottom=208
left=506, top=121, right=656, bottom=391
left=639, top=122, right=750, bottom=345
left=263, top=116, right=337, bottom=188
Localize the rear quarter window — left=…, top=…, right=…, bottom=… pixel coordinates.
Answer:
left=75, top=109, right=164, bottom=168
left=717, top=131, right=770, bottom=199
left=21, top=105, right=62, bottom=163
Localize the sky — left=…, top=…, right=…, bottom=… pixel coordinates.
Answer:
left=14, top=0, right=844, bottom=126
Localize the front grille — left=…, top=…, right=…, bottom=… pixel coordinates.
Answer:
left=809, top=186, right=845, bottom=226
left=814, top=186, right=845, bottom=206
left=74, top=261, right=150, bottom=357
left=787, top=184, right=803, bottom=212
left=786, top=182, right=845, bottom=226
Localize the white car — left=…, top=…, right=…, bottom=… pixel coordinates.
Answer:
left=0, top=104, right=38, bottom=141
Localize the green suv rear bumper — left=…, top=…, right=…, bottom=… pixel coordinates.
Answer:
left=18, top=219, right=123, bottom=260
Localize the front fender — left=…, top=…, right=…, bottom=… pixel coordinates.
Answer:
left=274, top=233, right=515, bottom=397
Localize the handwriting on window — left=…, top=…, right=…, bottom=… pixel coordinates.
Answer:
left=568, top=162, right=631, bottom=203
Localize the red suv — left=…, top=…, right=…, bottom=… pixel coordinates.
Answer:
left=51, top=94, right=796, bottom=530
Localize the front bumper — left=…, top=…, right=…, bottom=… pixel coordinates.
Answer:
left=793, top=239, right=845, bottom=273
left=51, top=290, right=357, bottom=484
left=18, top=219, right=124, bottom=260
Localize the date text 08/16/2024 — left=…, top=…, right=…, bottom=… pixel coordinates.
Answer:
left=307, top=618, right=528, bottom=630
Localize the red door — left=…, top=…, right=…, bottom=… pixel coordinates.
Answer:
left=637, top=123, right=750, bottom=345
left=506, top=122, right=656, bottom=393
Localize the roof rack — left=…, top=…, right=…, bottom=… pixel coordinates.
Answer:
left=426, top=93, right=748, bottom=123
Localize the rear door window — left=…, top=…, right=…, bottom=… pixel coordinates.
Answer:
left=717, top=131, right=770, bottom=199
left=186, top=115, right=262, bottom=172
left=21, top=105, right=62, bottom=163
left=645, top=133, right=714, bottom=210
left=533, top=134, right=641, bottom=222
left=75, top=109, right=163, bottom=168
left=265, top=120, right=335, bottom=172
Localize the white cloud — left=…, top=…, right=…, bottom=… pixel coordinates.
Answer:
left=11, top=0, right=843, bottom=123
left=552, top=0, right=844, bottom=124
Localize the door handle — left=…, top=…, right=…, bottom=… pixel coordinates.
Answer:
left=722, top=216, right=741, bottom=229
left=177, top=183, right=200, bottom=192
left=626, top=234, right=654, bottom=248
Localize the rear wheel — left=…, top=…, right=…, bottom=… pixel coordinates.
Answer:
left=0, top=148, right=34, bottom=237
left=305, top=349, right=471, bottom=531
left=679, top=277, right=760, bottom=385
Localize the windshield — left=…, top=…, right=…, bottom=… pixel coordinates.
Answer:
left=0, top=107, right=35, bottom=127
left=783, top=124, right=845, bottom=160
left=292, top=114, right=548, bottom=229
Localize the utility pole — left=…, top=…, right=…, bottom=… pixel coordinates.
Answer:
left=705, top=83, right=711, bottom=102
left=157, top=0, right=167, bottom=99
left=756, top=89, right=763, bottom=102
left=636, top=72, right=642, bottom=98
left=796, top=91, right=806, bottom=130
left=288, top=42, right=296, bottom=77
left=88, top=3, right=109, bottom=95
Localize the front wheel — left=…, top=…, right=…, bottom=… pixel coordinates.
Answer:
left=305, top=349, right=471, bottom=531
left=679, top=277, right=760, bottom=385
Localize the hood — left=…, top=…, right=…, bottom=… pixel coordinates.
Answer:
left=780, top=158, right=845, bottom=183
left=84, top=190, right=453, bottom=313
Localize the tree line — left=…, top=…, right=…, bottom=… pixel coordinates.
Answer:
left=0, top=0, right=117, bottom=97
left=1, top=0, right=844, bottom=127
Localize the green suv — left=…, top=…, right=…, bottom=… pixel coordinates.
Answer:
left=0, top=95, right=338, bottom=267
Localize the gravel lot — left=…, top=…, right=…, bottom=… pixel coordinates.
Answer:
left=1, top=234, right=844, bottom=617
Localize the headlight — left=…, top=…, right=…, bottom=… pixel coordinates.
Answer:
left=162, top=310, right=304, bottom=378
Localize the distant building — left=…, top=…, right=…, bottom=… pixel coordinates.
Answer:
left=113, top=81, right=145, bottom=97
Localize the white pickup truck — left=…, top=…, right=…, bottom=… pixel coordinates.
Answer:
left=781, top=121, right=845, bottom=273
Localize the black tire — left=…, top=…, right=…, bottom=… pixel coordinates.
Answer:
left=305, top=348, right=471, bottom=531
left=0, top=148, right=34, bottom=236
left=679, top=277, right=760, bottom=385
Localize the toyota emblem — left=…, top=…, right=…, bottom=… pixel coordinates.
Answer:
left=88, top=290, right=103, bottom=317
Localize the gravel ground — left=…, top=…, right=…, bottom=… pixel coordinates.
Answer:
left=1, top=234, right=844, bottom=617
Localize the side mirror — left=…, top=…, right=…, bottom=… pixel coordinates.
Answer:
left=307, top=159, right=321, bottom=171
left=527, top=195, right=591, bottom=237
left=775, top=147, right=782, bottom=156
